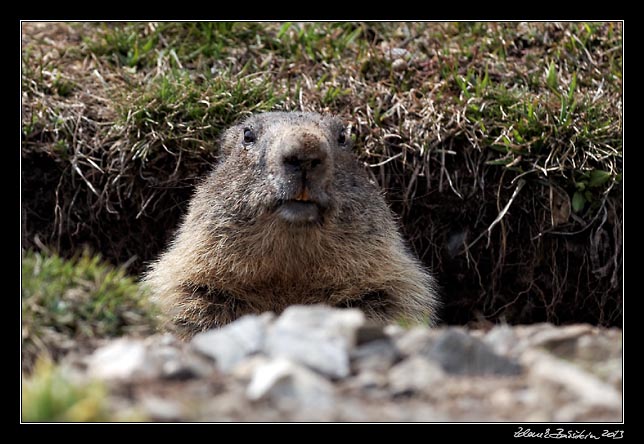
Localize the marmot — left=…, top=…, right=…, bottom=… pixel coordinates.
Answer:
left=143, top=112, right=439, bottom=339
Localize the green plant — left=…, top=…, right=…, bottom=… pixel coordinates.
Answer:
left=22, top=358, right=146, bottom=422
left=22, top=250, right=158, bottom=371
left=22, top=358, right=111, bottom=422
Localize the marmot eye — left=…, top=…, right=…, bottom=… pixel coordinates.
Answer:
left=338, top=129, right=347, bottom=145
left=243, top=128, right=256, bottom=144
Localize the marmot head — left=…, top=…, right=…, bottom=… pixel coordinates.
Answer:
left=217, top=112, right=352, bottom=226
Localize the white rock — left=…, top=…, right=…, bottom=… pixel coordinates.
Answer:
left=141, top=395, right=184, bottom=421
left=87, top=338, right=158, bottom=380
left=484, top=324, right=519, bottom=356
left=383, top=324, right=405, bottom=337
left=388, top=356, right=445, bottom=394
left=393, top=326, right=434, bottom=357
left=389, top=47, right=411, bottom=59
left=265, top=305, right=365, bottom=378
left=246, top=357, right=335, bottom=410
left=351, top=339, right=399, bottom=373
left=191, top=312, right=273, bottom=372
left=230, top=355, right=270, bottom=380
left=522, top=349, right=622, bottom=410
left=527, top=323, right=594, bottom=349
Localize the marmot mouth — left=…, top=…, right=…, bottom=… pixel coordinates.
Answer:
left=275, top=199, right=323, bottom=225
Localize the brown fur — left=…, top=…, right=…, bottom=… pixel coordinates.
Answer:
left=143, top=112, right=439, bottom=339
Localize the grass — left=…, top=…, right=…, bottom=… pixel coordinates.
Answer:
left=21, top=21, right=622, bottom=331
left=22, top=358, right=146, bottom=422
left=21, top=249, right=159, bottom=372
left=22, top=358, right=110, bottom=422
left=121, top=69, right=281, bottom=163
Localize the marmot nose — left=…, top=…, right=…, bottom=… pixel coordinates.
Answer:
left=281, top=135, right=329, bottom=174
left=282, top=154, right=324, bottom=172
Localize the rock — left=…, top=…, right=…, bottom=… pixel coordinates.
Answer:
left=87, top=334, right=215, bottom=381
left=346, top=370, right=389, bottom=392
left=522, top=349, right=622, bottom=410
left=391, top=58, right=408, bottom=72
left=191, top=312, right=273, bottom=372
left=264, top=305, right=365, bottom=378
left=230, top=355, right=270, bottom=380
left=388, top=356, right=445, bottom=395
left=335, top=397, right=445, bottom=422
left=129, top=334, right=207, bottom=380
left=389, top=47, right=411, bottom=59
left=161, top=350, right=214, bottom=380
left=355, top=323, right=388, bottom=345
left=246, top=357, right=335, bottom=412
left=350, top=338, right=400, bottom=374
left=428, top=328, right=522, bottom=376
left=66, top=312, right=622, bottom=421
left=527, top=323, right=595, bottom=356
left=483, top=324, right=519, bottom=356
left=383, top=324, right=405, bottom=337
left=151, top=344, right=185, bottom=378
left=575, top=328, right=622, bottom=362
left=87, top=338, right=159, bottom=380
left=393, top=326, right=435, bottom=357
left=141, top=395, right=184, bottom=421
left=551, top=402, right=622, bottom=422
left=489, top=388, right=516, bottom=410
left=197, top=389, right=254, bottom=422
left=571, top=331, right=622, bottom=389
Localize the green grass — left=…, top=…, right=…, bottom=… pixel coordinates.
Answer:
left=22, top=358, right=146, bottom=422
left=22, top=358, right=110, bottom=422
left=22, top=250, right=159, bottom=370
left=81, top=22, right=369, bottom=72
left=121, top=69, right=282, bottom=162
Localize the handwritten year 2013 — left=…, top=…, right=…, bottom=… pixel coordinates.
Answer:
left=514, top=427, right=624, bottom=439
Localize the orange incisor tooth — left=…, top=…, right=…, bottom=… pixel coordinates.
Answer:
left=295, top=187, right=310, bottom=201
